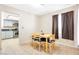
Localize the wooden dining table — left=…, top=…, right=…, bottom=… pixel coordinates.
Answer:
left=32, top=33, right=55, bottom=52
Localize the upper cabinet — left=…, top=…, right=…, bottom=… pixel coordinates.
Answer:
left=1, top=12, right=19, bottom=29
left=3, top=19, right=18, bottom=29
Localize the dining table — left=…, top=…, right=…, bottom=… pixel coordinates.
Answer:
left=32, top=33, right=55, bottom=52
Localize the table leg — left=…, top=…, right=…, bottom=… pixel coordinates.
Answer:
left=46, top=38, right=48, bottom=52
left=39, top=38, right=41, bottom=51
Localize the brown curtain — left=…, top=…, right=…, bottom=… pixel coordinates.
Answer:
left=52, top=15, right=58, bottom=39
left=62, top=11, right=74, bottom=40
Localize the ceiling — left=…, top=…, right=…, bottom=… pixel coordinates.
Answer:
left=6, top=4, right=75, bottom=15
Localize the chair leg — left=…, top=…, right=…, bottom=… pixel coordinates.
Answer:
left=39, top=43, right=41, bottom=51
left=52, top=43, right=55, bottom=49
left=32, top=43, right=36, bottom=49
left=49, top=44, right=52, bottom=54
left=49, top=43, right=55, bottom=54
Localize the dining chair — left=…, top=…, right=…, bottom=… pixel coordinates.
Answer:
left=39, top=37, right=46, bottom=51
left=32, top=33, right=41, bottom=51
left=48, top=34, right=55, bottom=53
left=40, top=34, right=56, bottom=53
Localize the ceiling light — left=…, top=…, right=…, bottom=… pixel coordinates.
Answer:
left=30, top=4, right=44, bottom=8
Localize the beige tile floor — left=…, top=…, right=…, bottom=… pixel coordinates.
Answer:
left=0, top=38, right=79, bottom=55
left=56, top=39, right=75, bottom=47
left=0, top=38, right=47, bottom=55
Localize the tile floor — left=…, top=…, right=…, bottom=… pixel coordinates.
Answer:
left=0, top=38, right=79, bottom=55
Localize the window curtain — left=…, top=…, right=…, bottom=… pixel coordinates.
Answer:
left=52, top=15, right=58, bottom=39
left=62, top=11, right=74, bottom=40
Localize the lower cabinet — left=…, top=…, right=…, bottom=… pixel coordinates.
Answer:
left=2, top=31, right=13, bottom=39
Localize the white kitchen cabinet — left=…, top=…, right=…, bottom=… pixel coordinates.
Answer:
left=2, top=31, right=13, bottom=39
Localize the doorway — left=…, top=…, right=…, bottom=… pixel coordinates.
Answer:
left=1, top=12, right=19, bottom=51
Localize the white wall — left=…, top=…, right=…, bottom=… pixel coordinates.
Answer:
left=35, top=16, right=42, bottom=32
left=58, top=14, right=62, bottom=39
left=0, top=5, right=39, bottom=45
left=39, top=5, right=79, bottom=47
left=77, top=5, right=79, bottom=46
left=19, top=13, right=38, bottom=44
left=0, top=12, right=1, bottom=49
left=39, top=15, right=52, bottom=33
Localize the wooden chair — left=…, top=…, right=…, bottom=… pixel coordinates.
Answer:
left=39, top=37, right=47, bottom=51
left=48, top=34, right=55, bottom=53
left=40, top=34, right=56, bottom=53
left=32, top=33, right=41, bottom=50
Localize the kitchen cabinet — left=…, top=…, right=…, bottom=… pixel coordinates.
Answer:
left=2, top=19, right=18, bottom=39
left=2, top=30, right=13, bottom=39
